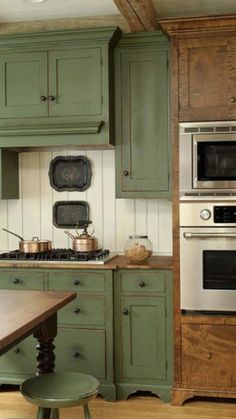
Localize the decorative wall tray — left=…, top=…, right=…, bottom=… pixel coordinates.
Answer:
left=49, top=156, right=92, bottom=192
left=53, top=201, right=90, bottom=229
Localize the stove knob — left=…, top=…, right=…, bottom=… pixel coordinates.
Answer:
left=200, top=209, right=211, bottom=221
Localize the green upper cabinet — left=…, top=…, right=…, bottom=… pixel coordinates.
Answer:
left=0, top=52, right=48, bottom=118
left=115, top=32, right=171, bottom=198
left=0, top=48, right=102, bottom=119
left=0, top=28, right=121, bottom=148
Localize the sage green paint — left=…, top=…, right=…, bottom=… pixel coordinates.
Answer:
left=54, top=327, right=106, bottom=379
left=0, top=27, right=121, bottom=147
left=115, top=32, right=171, bottom=199
left=0, top=268, right=115, bottom=401
left=0, top=149, right=19, bottom=199
left=114, top=269, right=173, bottom=401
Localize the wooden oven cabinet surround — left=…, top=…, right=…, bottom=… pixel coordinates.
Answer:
left=161, top=15, right=236, bottom=122
left=159, top=14, right=236, bottom=406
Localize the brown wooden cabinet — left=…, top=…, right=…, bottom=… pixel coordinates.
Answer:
left=178, top=36, right=236, bottom=121
left=181, top=323, right=236, bottom=387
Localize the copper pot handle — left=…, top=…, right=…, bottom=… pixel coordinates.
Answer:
left=2, top=228, right=24, bottom=241
left=64, top=230, right=76, bottom=240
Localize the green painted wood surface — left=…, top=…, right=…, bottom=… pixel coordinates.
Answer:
left=48, top=271, right=106, bottom=292
left=114, top=269, right=173, bottom=401
left=122, top=295, right=166, bottom=379
left=0, top=270, right=45, bottom=289
left=0, top=52, right=47, bottom=118
left=0, top=335, right=36, bottom=374
left=120, top=271, right=166, bottom=293
left=0, top=28, right=121, bottom=147
left=0, top=149, right=19, bottom=199
left=55, top=327, right=106, bottom=379
left=115, top=32, right=171, bottom=199
left=49, top=48, right=102, bottom=117
left=56, top=295, right=106, bottom=327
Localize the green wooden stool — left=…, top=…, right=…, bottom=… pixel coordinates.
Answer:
left=20, top=372, right=99, bottom=419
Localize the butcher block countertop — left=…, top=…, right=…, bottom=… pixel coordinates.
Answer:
left=0, top=255, right=173, bottom=270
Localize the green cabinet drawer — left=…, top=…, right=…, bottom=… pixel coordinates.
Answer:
left=55, top=327, right=106, bottom=379
left=48, top=271, right=106, bottom=293
left=119, top=271, right=166, bottom=293
left=57, top=295, right=106, bottom=326
left=0, top=270, right=45, bottom=289
left=0, top=335, right=36, bottom=374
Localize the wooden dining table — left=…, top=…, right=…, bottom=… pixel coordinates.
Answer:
left=0, top=289, right=76, bottom=374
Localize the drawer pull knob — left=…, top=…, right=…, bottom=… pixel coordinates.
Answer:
left=49, top=95, right=55, bottom=101
left=40, top=95, right=47, bottom=101
left=12, top=278, right=20, bottom=284
left=74, top=307, right=80, bottom=314
left=73, top=352, right=80, bottom=358
left=123, top=308, right=129, bottom=315
left=13, top=348, right=20, bottom=354
left=123, top=170, right=129, bottom=176
left=206, top=352, right=212, bottom=359
left=73, top=280, right=80, bottom=286
left=139, top=281, right=145, bottom=287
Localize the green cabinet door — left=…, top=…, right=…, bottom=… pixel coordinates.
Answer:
left=0, top=52, right=48, bottom=118
left=121, top=296, right=166, bottom=380
left=48, top=48, right=102, bottom=117
left=115, top=32, right=171, bottom=198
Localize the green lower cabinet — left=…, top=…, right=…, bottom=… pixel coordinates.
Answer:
left=48, top=269, right=115, bottom=402
left=0, top=336, right=37, bottom=383
left=114, top=270, right=173, bottom=402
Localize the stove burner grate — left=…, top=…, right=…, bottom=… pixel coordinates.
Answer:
left=0, top=248, right=110, bottom=262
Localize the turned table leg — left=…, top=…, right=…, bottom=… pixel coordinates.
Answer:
left=33, top=313, right=57, bottom=374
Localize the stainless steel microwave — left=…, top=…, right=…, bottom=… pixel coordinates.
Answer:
left=179, top=122, right=236, bottom=198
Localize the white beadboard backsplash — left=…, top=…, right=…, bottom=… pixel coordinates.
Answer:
left=0, top=149, right=172, bottom=255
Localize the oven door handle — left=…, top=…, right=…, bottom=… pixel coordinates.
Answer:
left=183, top=232, right=236, bottom=238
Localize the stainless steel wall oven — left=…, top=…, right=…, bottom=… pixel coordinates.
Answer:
left=180, top=202, right=236, bottom=312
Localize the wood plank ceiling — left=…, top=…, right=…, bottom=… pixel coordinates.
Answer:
left=113, top=0, right=158, bottom=31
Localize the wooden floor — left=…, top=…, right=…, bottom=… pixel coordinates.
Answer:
left=1, top=389, right=236, bottom=419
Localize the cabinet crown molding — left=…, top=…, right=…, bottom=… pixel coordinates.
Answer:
left=159, top=14, right=236, bottom=36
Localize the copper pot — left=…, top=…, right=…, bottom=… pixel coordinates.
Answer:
left=64, top=227, right=98, bottom=252
left=3, top=228, right=52, bottom=253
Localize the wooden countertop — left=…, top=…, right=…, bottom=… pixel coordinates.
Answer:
left=0, top=255, right=173, bottom=270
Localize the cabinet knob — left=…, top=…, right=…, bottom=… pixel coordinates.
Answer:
left=73, top=352, right=80, bottom=358
left=74, top=307, right=80, bottom=314
left=123, top=170, right=129, bottom=176
left=73, top=280, right=80, bottom=286
left=123, top=308, right=129, bottom=315
left=13, top=347, right=20, bottom=354
left=206, top=352, right=212, bottom=359
left=12, top=278, right=20, bottom=284
left=139, top=281, right=145, bottom=288
left=40, top=95, right=47, bottom=102
left=49, top=95, right=55, bottom=101
left=230, top=97, right=236, bottom=103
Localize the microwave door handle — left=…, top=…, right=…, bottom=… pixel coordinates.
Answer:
left=183, top=232, right=236, bottom=238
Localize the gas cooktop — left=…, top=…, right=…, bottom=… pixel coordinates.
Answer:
left=0, top=249, right=117, bottom=264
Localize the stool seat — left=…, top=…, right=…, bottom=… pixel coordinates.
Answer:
left=20, top=372, right=99, bottom=409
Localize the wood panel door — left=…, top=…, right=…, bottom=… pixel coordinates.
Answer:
left=48, top=48, right=102, bottom=117
left=121, top=296, right=167, bottom=380
left=182, top=323, right=236, bottom=387
left=0, top=52, right=48, bottom=118
left=115, top=38, right=170, bottom=199
left=178, top=37, right=236, bottom=121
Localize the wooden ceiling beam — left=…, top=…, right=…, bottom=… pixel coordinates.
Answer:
left=113, top=0, right=159, bottom=32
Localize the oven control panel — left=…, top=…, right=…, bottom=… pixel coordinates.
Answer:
left=214, top=206, right=236, bottom=223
